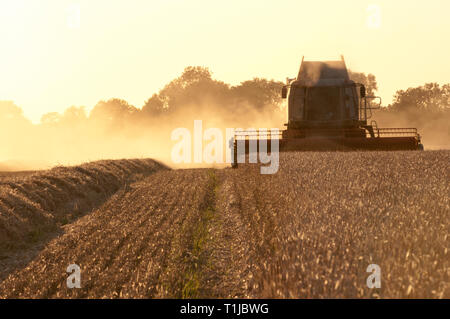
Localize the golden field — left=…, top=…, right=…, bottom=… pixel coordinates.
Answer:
left=0, top=151, right=448, bottom=298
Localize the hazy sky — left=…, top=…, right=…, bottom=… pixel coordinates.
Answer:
left=1, top=0, right=449, bottom=122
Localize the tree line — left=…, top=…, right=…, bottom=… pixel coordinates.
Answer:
left=1, top=66, right=449, bottom=131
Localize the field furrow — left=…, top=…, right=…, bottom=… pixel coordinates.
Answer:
left=0, top=151, right=448, bottom=298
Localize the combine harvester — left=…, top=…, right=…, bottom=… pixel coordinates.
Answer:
left=232, top=56, right=423, bottom=167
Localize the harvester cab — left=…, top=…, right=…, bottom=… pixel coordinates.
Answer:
left=231, top=56, right=423, bottom=167
left=283, top=56, right=382, bottom=139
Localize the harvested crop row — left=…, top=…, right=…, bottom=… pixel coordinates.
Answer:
left=0, top=159, right=167, bottom=252
left=0, top=169, right=220, bottom=298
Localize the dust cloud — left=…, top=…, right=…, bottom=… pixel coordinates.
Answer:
left=372, top=108, right=450, bottom=150
left=0, top=99, right=286, bottom=171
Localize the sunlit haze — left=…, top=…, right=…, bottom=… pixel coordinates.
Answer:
left=1, top=0, right=450, bottom=122
left=0, top=1, right=449, bottom=302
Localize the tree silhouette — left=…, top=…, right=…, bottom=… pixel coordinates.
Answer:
left=231, top=78, right=284, bottom=112
left=0, top=101, right=30, bottom=124
left=143, top=66, right=230, bottom=116
left=390, top=83, right=450, bottom=113
left=143, top=66, right=284, bottom=119
left=348, top=71, right=378, bottom=97
left=90, top=99, right=139, bottom=129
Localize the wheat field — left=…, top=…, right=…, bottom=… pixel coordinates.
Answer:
left=0, top=151, right=448, bottom=298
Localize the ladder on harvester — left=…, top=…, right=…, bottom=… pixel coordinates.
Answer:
left=371, top=120, right=380, bottom=138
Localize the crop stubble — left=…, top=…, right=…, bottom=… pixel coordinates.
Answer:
left=0, top=151, right=448, bottom=298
